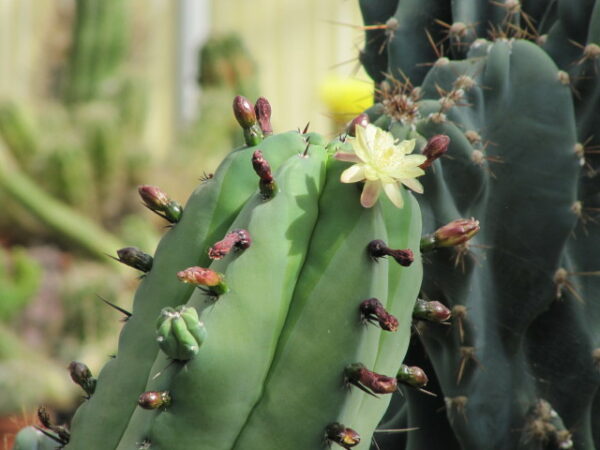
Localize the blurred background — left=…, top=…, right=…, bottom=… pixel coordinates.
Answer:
left=0, top=0, right=374, bottom=447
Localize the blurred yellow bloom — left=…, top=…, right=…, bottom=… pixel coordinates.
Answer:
left=319, top=75, right=373, bottom=121
left=335, top=124, right=427, bottom=208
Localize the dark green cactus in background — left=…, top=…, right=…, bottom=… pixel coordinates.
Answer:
left=358, top=0, right=600, bottom=448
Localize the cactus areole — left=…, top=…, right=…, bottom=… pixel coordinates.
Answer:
left=26, top=97, right=426, bottom=450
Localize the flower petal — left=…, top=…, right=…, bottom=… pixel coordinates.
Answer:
left=354, top=124, right=379, bottom=161
left=401, top=177, right=424, bottom=194
left=403, top=154, right=427, bottom=165
left=360, top=180, right=381, bottom=208
left=397, top=138, right=417, bottom=155
left=334, top=152, right=361, bottom=163
left=340, top=164, right=366, bottom=183
left=383, top=182, right=404, bottom=208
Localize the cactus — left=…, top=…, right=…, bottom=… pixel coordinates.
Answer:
left=23, top=96, right=428, bottom=450
left=357, top=1, right=600, bottom=449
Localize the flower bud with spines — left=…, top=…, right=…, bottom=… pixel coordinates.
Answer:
left=177, top=266, right=228, bottom=296
left=252, top=150, right=276, bottom=199
left=344, top=363, right=397, bottom=396
left=359, top=298, right=398, bottom=332
left=138, top=391, right=172, bottom=410
left=68, top=361, right=97, bottom=397
left=138, top=185, right=182, bottom=223
left=208, top=229, right=252, bottom=260
left=367, top=239, right=414, bottom=266
left=420, top=218, right=480, bottom=252
left=325, top=423, right=361, bottom=449
left=115, top=247, right=153, bottom=272
left=413, top=298, right=452, bottom=323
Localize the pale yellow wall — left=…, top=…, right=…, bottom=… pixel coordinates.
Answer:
left=211, top=0, right=371, bottom=136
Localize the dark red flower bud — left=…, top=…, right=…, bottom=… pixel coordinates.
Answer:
left=233, top=96, right=257, bottom=128
left=413, top=298, right=452, bottom=323
left=325, top=423, right=361, bottom=449
left=254, top=97, right=273, bottom=136
left=419, top=134, right=450, bottom=169
left=345, top=363, right=397, bottom=396
left=252, top=150, right=276, bottom=199
left=359, top=298, right=398, bottom=332
left=346, top=113, right=370, bottom=137
left=138, top=391, right=171, bottom=410
left=208, top=229, right=252, bottom=260
left=367, top=239, right=414, bottom=266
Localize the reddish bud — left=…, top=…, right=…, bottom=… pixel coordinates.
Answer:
left=413, top=298, right=452, bottom=323
left=233, top=96, right=257, bottom=128
left=325, top=423, right=361, bottom=449
left=138, top=391, right=171, bottom=410
left=346, top=113, right=370, bottom=137
left=345, top=363, right=397, bottom=396
left=367, top=239, right=413, bottom=266
left=421, top=218, right=480, bottom=251
left=397, top=364, right=429, bottom=388
left=177, top=267, right=228, bottom=296
left=138, top=185, right=182, bottom=223
left=254, top=97, right=273, bottom=135
left=419, top=134, right=450, bottom=169
left=252, top=150, right=276, bottom=198
left=208, top=229, right=252, bottom=260
left=359, top=298, right=398, bottom=332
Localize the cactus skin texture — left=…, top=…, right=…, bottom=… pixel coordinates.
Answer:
left=25, top=97, right=423, bottom=450
left=358, top=1, right=600, bottom=449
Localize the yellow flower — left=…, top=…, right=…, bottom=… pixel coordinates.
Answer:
left=335, top=124, right=427, bottom=208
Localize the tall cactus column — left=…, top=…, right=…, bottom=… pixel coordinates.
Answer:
left=358, top=0, right=600, bottom=449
